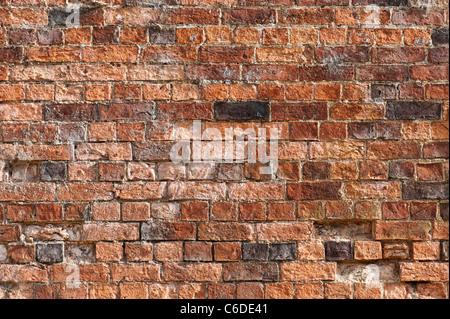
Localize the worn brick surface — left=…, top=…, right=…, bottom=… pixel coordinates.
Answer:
left=0, top=0, right=448, bottom=300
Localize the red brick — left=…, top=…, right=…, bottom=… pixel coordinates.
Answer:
left=214, top=242, right=242, bottom=262
left=198, top=222, right=255, bottom=241
left=181, top=201, right=209, bottom=221
left=96, top=242, right=123, bottom=262
left=119, top=283, right=147, bottom=299
left=154, top=242, right=183, bottom=262
left=0, top=265, right=50, bottom=283
left=211, top=202, right=238, bottom=221
left=8, top=245, right=35, bottom=264
left=111, top=264, right=160, bottom=282
left=125, top=243, right=153, bottom=262
left=184, top=242, right=212, bottom=262
left=400, top=262, right=449, bottom=282
left=163, top=263, right=222, bottom=282
left=36, top=204, right=62, bottom=222
left=237, top=282, right=264, bottom=299
left=281, top=262, right=336, bottom=281
left=122, top=202, right=150, bottom=221
left=295, top=282, right=324, bottom=299
left=375, top=221, right=432, bottom=240
left=257, top=222, right=312, bottom=241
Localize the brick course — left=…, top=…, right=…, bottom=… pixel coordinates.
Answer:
left=0, top=0, right=448, bottom=299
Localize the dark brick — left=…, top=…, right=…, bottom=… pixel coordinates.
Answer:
left=348, top=122, right=375, bottom=140
left=36, top=244, right=63, bottom=263
left=93, top=27, right=119, bottom=44
left=222, top=8, right=276, bottom=25
left=325, top=241, right=352, bottom=261
left=40, top=162, right=67, bottom=181
left=141, top=222, right=195, bottom=240
left=133, top=141, right=178, bottom=161
left=287, top=182, right=342, bottom=200
left=269, top=243, right=296, bottom=261
left=410, top=202, right=437, bottom=220
left=402, top=182, right=449, bottom=200
left=99, top=103, right=156, bottom=121
left=376, top=122, right=402, bottom=140
left=148, top=26, right=176, bottom=44
left=9, top=29, right=36, bottom=45
left=440, top=203, right=449, bottom=221
left=0, top=47, right=22, bottom=63
left=242, top=243, right=269, bottom=261
left=44, top=103, right=99, bottom=121
left=386, top=101, right=441, bottom=120
left=432, top=28, right=449, bottom=45
left=371, top=84, right=396, bottom=100
left=302, top=162, right=330, bottom=180
left=214, top=101, right=269, bottom=121
left=298, top=66, right=354, bottom=82
left=389, top=162, right=415, bottom=179
left=37, top=30, right=63, bottom=45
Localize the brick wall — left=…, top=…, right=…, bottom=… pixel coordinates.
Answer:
left=0, top=0, right=449, bottom=299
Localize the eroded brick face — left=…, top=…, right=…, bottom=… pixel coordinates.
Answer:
left=0, top=0, right=448, bottom=300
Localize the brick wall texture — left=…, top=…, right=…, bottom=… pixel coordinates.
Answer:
left=0, top=0, right=449, bottom=299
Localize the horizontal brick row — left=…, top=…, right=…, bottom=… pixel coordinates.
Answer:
left=1, top=0, right=448, bottom=300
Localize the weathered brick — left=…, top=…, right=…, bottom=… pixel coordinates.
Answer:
left=223, top=262, right=279, bottom=282
left=375, top=221, right=432, bottom=240
left=141, top=222, right=195, bottom=240
left=281, top=262, right=335, bottom=281
left=83, top=223, right=139, bottom=242
left=287, top=182, right=341, bottom=200
left=400, top=262, right=449, bottom=282
left=163, top=263, right=222, bottom=282
left=272, top=102, right=327, bottom=121
left=257, top=222, right=312, bottom=241
left=111, top=264, right=160, bottom=282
